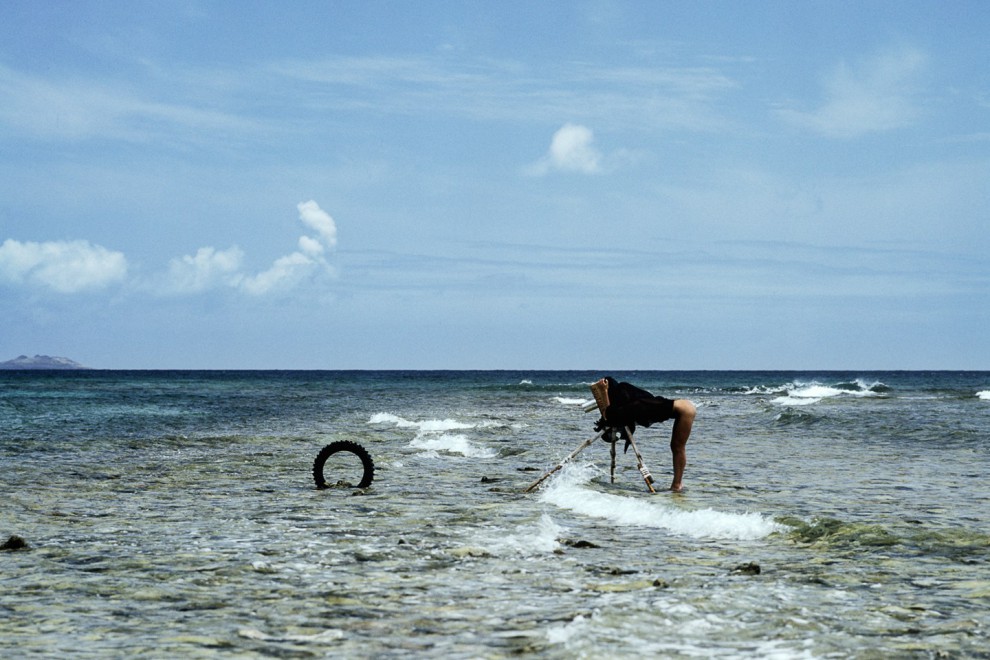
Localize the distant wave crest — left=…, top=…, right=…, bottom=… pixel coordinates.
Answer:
left=752, top=379, right=890, bottom=406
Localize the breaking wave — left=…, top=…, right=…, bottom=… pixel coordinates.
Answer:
left=368, top=412, right=497, bottom=458
left=538, top=463, right=782, bottom=540
left=754, top=379, right=890, bottom=406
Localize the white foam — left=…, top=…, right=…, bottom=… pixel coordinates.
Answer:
left=477, top=513, right=563, bottom=557
left=369, top=412, right=496, bottom=458
left=977, top=390, right=990, bottom=400
left=539, top=464, right=781, bottom=540
left=771, top=379, right=885, bottom=406
left=553, top=397, right=587, bottom=405
left=771, top=383, right=843, bottom=406
left=546, top=614, right=589, bottom=645
left=771, top=394, right=822, bottom=406
left=368, top=411, right=409, bottom=426
left=744, top=384, right=789, bottom=396
left=368, top=412, right=472, bottom=432
left=409, top=433, right=497, bottom=458
left=238, top=628, right=344, bottom=643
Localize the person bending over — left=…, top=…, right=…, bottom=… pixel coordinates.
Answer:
left=594, top=377, right=696, bottom=492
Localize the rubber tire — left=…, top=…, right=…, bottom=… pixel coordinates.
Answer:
left=313, top=441, right=375, bottom=489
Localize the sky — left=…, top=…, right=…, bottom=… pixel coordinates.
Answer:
left=1, top=1, right=988, bottom=370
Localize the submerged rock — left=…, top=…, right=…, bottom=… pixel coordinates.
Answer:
left=730, top=561, right=761, bottom=575
left=449, top=546, right=493, bottom=559
left=588, top=579, right=657, bottom=593
left=783, top=516, right=900, bottom=547
left=1, top=535, right=29, bottom=551
left=587, top=565, right=637, bottom=576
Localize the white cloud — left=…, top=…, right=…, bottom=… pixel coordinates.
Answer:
left=2, top=201, right=340, bottom=298
left=0, top=239, right=127, bottom=293
left=297, top=235, right=324, bottom=257
left=526, top=123, right=605, bottom=176
left=239, top=252, right=315, bottom=295
left=297, top=200, right=338, bottom=249
left=235, top=200, right=338, bottom=295
left=777, top=47, right=927, bottom=138
left=160, top=200, right=339, bottom=296
left=163, top=246, right=245, bottom=294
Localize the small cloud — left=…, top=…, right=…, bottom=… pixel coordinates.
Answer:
left=526, top=123, right=604, bottom=176
left=0, top=238, right=127, bottom=293
left=297, top=200, right=337, bottom=249
left=162, top=246, right=245, bottom=294
left=777, top=47, right=927, bottom=138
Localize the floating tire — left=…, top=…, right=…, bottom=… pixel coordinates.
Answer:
left=312, top=440, right=375, bottom=489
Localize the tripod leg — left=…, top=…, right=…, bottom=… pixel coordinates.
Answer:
left=624, top=427, right=656, bottom=493
left=609, top=430, right=617, bottom=484
left=524, top=430, right=605, bottom=493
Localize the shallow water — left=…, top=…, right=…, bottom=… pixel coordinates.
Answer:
left=2, top=371, right=989, bottom=658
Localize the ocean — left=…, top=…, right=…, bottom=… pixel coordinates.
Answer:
left=2, top=370, right=989, bottom=658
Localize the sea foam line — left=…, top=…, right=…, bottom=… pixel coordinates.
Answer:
left=553, top=396, right=588, bottom=405
left=368, top=412, right=473, bottom=432
left=369, top=412, right=497, bottom=458
left=539, top=463, right=782, bottom=540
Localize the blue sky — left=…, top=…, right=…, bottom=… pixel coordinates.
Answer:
left=1, top=1, right=988, bottom=369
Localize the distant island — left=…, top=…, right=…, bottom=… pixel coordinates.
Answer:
left=0, top=355, right=89, bottom=370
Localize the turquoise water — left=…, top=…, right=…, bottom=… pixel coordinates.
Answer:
left=2, top=371, right=989, bottom=657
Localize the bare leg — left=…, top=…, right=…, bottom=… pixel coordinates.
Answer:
left=669, top=399, right=695, bottom=492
